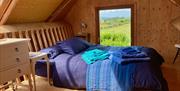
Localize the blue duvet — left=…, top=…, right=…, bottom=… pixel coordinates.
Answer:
left=86, top=46, right=168, bottom=91
left=35, top=45, right=168, bottom=91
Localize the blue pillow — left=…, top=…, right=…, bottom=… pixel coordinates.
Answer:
left=40, top=45, right=63, bottom=59
left=57, top=37, right=88, bottom=55
left=76, top=37, right=93, bottom=47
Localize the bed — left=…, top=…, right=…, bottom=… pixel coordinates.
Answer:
left=35, top=38, right=168, bottom=91
left=0, top=22, right=168, bottom=91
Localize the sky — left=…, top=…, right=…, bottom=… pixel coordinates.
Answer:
left=100, top=8, right=131, bottom=19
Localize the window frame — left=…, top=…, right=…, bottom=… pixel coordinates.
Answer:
left=95, top=4, right=136, bottom=45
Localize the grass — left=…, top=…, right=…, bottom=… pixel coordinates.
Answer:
left=100, top=17, right=131, bottom=46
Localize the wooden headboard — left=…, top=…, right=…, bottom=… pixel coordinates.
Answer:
left=0, top=22, right=74, bottom=52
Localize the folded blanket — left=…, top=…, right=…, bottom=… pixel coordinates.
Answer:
left=122, top=47, right=140, bottom=53
left=82, top=49, right=110, bottom=64
left=110, top=53, right=150, bottom=64
left=121, top=47, right=148, bottom=58
left=109, top=47, right=151, bottom=64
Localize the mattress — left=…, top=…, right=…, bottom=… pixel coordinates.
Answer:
left=35, top=52, right=87, bottom=89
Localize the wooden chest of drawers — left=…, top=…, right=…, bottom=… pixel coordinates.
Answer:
left=0, top=38, right=32, bottom=91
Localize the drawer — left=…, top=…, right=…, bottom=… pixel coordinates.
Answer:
left=0, top=53, right=29, bottom=71
left=0, top=63, right=30, bottom=84
left=0, top=41, right=29, bottom=69
left=0, top=41, right=29, bottom=59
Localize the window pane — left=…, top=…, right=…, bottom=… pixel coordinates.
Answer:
left=99, top=8, right=131, bottom=46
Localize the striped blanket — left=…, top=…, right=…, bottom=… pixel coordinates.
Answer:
left=86, top=46, right=166, bottom=91
left=86, top=58, right=136, bottom=91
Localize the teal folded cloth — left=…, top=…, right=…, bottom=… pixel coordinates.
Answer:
left=82, top=49, right=110, bottom=64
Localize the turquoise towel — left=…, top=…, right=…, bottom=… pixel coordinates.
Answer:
left=82, top=49, right=110, bottom=64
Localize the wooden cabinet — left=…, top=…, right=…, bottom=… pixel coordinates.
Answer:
left=0, top=38, right=32, bottom=91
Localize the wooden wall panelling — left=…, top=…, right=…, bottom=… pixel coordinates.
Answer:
left=0, top=0, right=12, bottom=19
left=47, top=0, right=78, bottom=22
left=64, top=0, right=135, bottom=43
left=6, top=0, right=63, bottom=24
left=0, top=0, right=19, bottom=25
left=136, top=0, right=150, bottom=46
left=158, top=0, right=172, bottom=60
left=149, top=0, right=159, bottom=49
left=167, top=2, right=180, bottom=63
left=64, top=0, right=180, bottom=63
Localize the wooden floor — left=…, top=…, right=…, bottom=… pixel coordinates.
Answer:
left=6, top=77, right=84, bottom=91
left=162, top=61, right=180, bottom=91
left=6, top=60, right=180, bottom=91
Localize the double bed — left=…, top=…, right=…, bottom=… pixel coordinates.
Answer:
left=0, top=22, right=168, bottom=91
left=35, top=38, right=168, bottom=91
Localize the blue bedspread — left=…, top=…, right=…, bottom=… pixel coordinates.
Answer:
left=87, top=59, right=136, bottom=91
left=35, top=45, right=168, bottom=91
left=35, top=53, right=87, bottom=89
left=86, top=46, right=168, bottom=91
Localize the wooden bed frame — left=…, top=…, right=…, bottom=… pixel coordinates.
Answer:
left=0, top=22, right=74, bottom=52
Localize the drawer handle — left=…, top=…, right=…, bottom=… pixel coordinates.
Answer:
left=15, top=48, right=19, bottom=52
left=16, top=58, right=20, bottom=62
left=17, top=69, right=21, bottom=73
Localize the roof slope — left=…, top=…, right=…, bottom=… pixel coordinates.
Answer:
left=5, top=0, right=63, bottom=24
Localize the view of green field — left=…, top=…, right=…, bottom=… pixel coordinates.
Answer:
left=100, top=17, right=131, bottom=46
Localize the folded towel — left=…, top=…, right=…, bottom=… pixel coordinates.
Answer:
left=82, top=49, right=110, bottom=64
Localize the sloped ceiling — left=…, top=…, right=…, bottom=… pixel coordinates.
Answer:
left=6, top=0, right=64, bottom=24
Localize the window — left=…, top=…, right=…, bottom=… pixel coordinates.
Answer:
left=99, top=8, right=132, bottom=46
